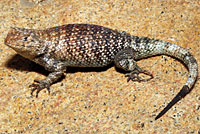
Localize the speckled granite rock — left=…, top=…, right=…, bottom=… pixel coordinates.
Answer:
left=0, top=0, right=199, bottom=133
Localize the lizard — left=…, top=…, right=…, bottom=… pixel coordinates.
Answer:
left=4, top=24, right=198, bottom=120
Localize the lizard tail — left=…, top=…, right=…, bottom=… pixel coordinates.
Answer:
left=154, top=42, right=198, bottom=120
left=155, top=85, right=190, bottom=120
left=131, top=36, right=198, bottom=119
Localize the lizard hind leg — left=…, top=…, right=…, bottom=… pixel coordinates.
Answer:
left=114, top=48, right=153, bottom=82
left=125, top=65, right=153, bottom=82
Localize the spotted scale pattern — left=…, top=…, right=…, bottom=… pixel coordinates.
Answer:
left=42, top=24, right=131, bottom=67
left=4, top=24, right=198, bottom=120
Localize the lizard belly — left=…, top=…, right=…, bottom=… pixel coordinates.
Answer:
left=55, top=44, right=116, bottom=67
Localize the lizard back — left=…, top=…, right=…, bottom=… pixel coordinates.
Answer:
left=42, top=24, right=131, bottom=67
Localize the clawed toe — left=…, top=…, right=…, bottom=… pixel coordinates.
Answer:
left=125, top=72, right=141, bottom=82
left=125, top=70, right=153, bottom=82
left=30, top=79, right=50, bottom=97
left=34, top=79, right=43, bottom=83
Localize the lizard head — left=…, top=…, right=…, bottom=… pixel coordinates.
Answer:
left=5, top=27, right=46, bottom=60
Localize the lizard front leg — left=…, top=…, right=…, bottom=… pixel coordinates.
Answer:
left=30, top=54, right=66, bottom=97
left=114, top=48, right=153, bottom=82
left=30, top=71, right=64, bottom=97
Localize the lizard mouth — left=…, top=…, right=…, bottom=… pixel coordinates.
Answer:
left=4, top=28, right=20, bottom=47
left=4, top=29, right=13, bottom=47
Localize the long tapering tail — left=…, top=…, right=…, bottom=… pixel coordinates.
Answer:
left=154, top=42, right=198, bottom=120
left=130, top=36, right=198, bottom=120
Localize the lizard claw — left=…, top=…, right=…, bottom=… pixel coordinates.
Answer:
left=29, top=79, right=50, bottom=97
left=125, top=70, right=153, bottom=82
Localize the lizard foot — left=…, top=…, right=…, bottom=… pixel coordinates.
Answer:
left=125, top=69, right=153, bottom=82
left=29, top=79, right=50, bottom=97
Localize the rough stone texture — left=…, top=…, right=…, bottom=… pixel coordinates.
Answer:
left=0, top=0, right=199, bottom=133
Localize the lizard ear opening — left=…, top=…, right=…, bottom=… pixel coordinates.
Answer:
left=23, top=36, right=28, bottom=42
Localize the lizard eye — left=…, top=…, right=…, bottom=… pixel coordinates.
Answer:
left=23, top=36, right=28, bottom=41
